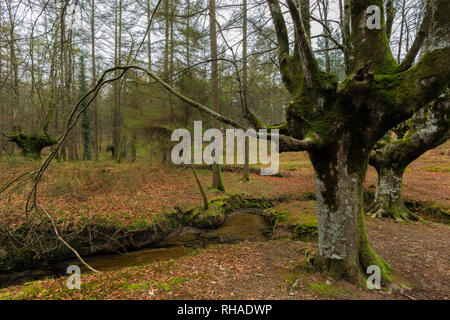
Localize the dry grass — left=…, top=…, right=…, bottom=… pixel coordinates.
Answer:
left=0, top=153, right=316, bottom=228
left=1, top=141, right=448, bottom=228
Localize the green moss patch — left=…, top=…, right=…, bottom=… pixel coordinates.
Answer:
left=306, top=282, right=353, bottom=299
left=122, top=281, right=150, bottom=291
left=181, top=194, right=273, bottom=229
left=153, top=276, right=189, bottom=292
left=405, top=200, right=450, bottom=225
left=7, top=133, right=57, bottom=158
left=265, top=200, right=318, bottom=241
left=421, top=166, right=441, bottom=172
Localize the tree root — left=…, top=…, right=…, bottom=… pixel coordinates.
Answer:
left=367, top=202, right=421, bottom=222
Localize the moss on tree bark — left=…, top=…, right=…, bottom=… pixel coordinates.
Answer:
left=265, top=0, right=450, bottom=285
left=369, top=92, right=450, bottom=221
left=7, top=133, right=57, bottom=159
left=369, top=165, right=418, bottom=221
left=309, top=135, right=392, bottom=284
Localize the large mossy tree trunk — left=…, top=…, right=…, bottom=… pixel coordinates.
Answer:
left=262, top=0, right=450, bottom=284
left=8, top=134, right=57, bottom=159
left=369, top=94, right=450, bottom=221
left=309, top=135, right=391, bottom=284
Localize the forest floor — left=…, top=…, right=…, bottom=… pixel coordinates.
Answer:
left=0, top=218, right=448, bottom=300
left=0, top=142, right=448, bottom=300
left=1, top=142, right=448, bottom=228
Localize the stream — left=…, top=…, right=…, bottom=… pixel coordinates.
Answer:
left=0, top=209, right=270, bottom=289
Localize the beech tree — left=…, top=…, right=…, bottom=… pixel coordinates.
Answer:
left=1, top=133, right=57, bottom=159
left=246, top=0, right=450, bottom=284
left=5, top=0, right=448, bottom=286
left=367, top=0, right=449, bottom=222
left=368, top=94, right=449, bottom=221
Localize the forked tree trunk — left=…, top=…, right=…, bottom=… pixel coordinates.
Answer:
left=369, top=94, right=449, bottom=221
left=261, top=0, right=450, bottom=285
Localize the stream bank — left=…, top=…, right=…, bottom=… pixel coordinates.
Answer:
left=0, top=209, right=272, bottom=288
left=3, top=190, right=443, bottom=289
left=0, top=194, right=282, bottom=287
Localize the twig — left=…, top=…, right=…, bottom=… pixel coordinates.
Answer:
left=401, top=291, right=417, bottom=300
left=38, top=205, right=100, bottom=273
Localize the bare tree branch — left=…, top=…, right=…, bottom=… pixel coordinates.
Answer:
left=266, top=0, right=295, bottom=90
left=286, top=0, right=319, bottom=88
left=398, top=0, right=433, bottom=72
left=310, top=16, right=344, bottom=51
left=385, top=0, right=396, bottom=40
left=39, top=205, right=100, bottom=273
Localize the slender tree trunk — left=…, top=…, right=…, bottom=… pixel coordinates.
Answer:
left=91, top=0, right=99, bottom=160
left=168, top=0, right=177, bottom=128
left=164, top=0, right=169, bottom=77
left=131, top=134, right=137, bottom=162
left=7, top=0, right=19, bottom=136
left=191, top=164, right=209, bottom=210
left=242, top=0, right=250, bottom=182
left=211, top=160, right=225, bottom=191
left=145, top=0, right=152, bottom=163
left=397, top=0, right=406, bottom=63
left=61, top=0, right=78, bottom=161
left=121, top=134, right=127, bottom=159
left=67, top=8, right=77, bottom=161
left=113, top=0, right=123, bottom=160
left=186, top=0, right=190, bottom=69
left=209, top=0, right=225, bottom=191
left=0, top=59, right=2, bottom=155
left=243, top=137, right=250, bottom=182
left=79, top=56, right=91, bottom=161
left=147, top=0, right=152, bottom=71
left=50, top=15, right=60, bottom=160
left=323, top=0, right=331, bottom=72
left=0, top=1, right=4, bottom=154
left=60, top=0, right=69, bottom=160
left=169, top=1, right=174, bottom=77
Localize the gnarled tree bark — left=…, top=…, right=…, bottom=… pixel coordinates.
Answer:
left=265, top=0, right=449, bottom=284
left=369, top=92, right=450, bottom=221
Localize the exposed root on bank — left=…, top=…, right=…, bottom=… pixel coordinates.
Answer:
left=368, top=202, right=421, bottom=222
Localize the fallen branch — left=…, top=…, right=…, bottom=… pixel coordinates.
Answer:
left=38, top=205, right=100, bottom=273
